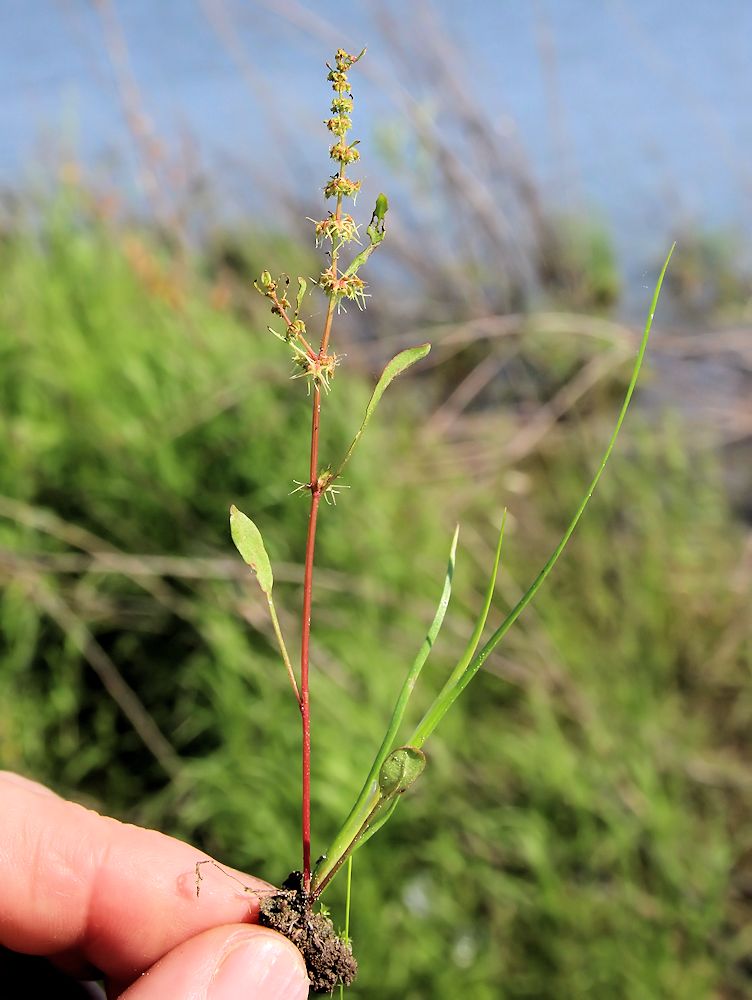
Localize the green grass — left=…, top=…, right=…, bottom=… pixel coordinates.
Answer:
left=0, top=195, right=750, bottom=997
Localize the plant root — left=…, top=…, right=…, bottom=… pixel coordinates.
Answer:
left=258, top=872, right=357, bottom=994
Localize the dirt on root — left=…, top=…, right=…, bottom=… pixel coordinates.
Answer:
left=258, top=872, right=357, bottom=994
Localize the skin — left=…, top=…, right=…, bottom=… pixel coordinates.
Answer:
left=0, top=771, right=310, bottom=999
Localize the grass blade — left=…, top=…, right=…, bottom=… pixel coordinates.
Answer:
left=411, top=511, right=506, bottom=747
left=411, top=242, right=675, bottom=746
left=311, top=526, right=458, bottom=896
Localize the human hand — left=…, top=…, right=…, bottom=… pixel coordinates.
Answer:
left=0, top=771, right=310, bottom=998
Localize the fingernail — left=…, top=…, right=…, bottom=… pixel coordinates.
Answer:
left=209, top=934, right=309, bottom=1000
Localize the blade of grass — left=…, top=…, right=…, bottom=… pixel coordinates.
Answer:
left=351, top=514, right=504, bottom=851
left=339, top=856, right=354, bottom=1000
left=424, top=510, right=506, bottom=710
left=410, top=242, right=675, bottom=748
left=311, top=525, right=458, bottom=896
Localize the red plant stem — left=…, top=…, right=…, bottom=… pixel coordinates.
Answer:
left=300, top=474, right=321, bottom=895
left=299, top=176, right=341, bottom=895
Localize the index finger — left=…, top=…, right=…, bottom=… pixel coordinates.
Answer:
left=1, top=772, right=273, bottom=982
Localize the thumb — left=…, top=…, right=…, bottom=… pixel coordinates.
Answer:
left=119, top=925, right=309, bottom=1000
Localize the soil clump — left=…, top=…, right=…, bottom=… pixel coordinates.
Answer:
left=258, top=871, right=357, bottom=994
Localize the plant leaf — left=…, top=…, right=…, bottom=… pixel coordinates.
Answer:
left=410, top=242, right=676, bottom=747
left=229, top=505, right=273, bottom=595
left=362, top=524, right=458, bottom=786
left=412, top=512, right=506, bottom=746
left=335, top=343, right=431, bottom=475
left=352, top=794, right=399, bottom=849
left=311, top=526, right=457, bottom=898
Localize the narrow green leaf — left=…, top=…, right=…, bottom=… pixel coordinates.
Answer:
left=335, top=344, right=431, bottom=475
left=229, top=505, right=273, bottom=594
left=410, top=242, right=676, bottom=747
left=339, top=857, right=353, bottom=998
left=311, top=526, right=457, bottom=897
left=363, top=523, right=458, bottom=780
left=352, top=794, right=400, bottom=849
left=412, top=512, right=506, bottom=746
left=343, top=220, right=386, bottom=277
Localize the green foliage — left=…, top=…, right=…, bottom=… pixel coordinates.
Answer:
left=314, top=528, right=457, bottom=895
left=336, top=343, right=432, bottom=475
left=320, top=248, right=670, bottom=896
left=230, top=505, right=274, bottom=595
left=0, top=201, right=750, bottom=997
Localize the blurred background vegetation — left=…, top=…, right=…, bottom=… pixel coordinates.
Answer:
left=1, top=2, right=751, bottom=997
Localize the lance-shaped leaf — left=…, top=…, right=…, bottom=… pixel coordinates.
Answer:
left=230, top=505, right=273, bottom=594
left=343, top=227, right=385, bottom=278
left=335, top=343, right=431, bottom=476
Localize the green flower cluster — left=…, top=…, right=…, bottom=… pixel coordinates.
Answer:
left=321, top=48, right=365, bottom=223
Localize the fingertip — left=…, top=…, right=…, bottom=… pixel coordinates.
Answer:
left=119, top=925, right=309, bottom=1000
left=209, top=929, right=310, bottom=1000
left=0, top=770, right=60, bottom=798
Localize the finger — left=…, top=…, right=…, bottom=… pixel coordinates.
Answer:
left=1, top=773, right=274, bottom=982
left=0, top=770, right=59, bottom=798
left=118, top=925, right=309, bottom=1000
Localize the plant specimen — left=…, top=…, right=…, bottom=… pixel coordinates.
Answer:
left=213, top=46, right=673, bottom=993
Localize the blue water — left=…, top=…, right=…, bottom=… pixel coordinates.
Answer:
left=2, top=0, right=751, bottom=293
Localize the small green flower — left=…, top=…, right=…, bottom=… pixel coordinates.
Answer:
left=334, top=47, right=363, bottom=71
left=325, top=116, right=351, bottom=136
left=313, top=213, right=360, bottom=246
left=331, top=96, right=353, bottom=115
left=329, top=141, right=360, bottom=165
left=319, top=265, right=367, bottom=310
left=327, top=69, right=350, bottom=94
left=323, top=175, right=361, bottom=200
left=339, top=273, right=366, bottom=307
left=290, top=348, right=340, bottom=393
